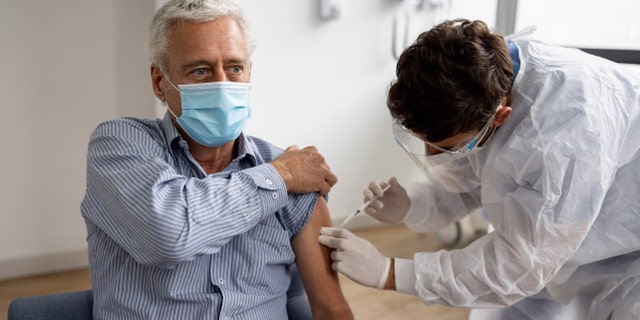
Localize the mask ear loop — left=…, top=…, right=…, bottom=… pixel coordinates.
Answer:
left=460, top=107, right=500, bottom=152
left=162, top=72, right=180, bottom=92
left=162, top=73, right=181, bottom=120
left=477, top=124, right=497, bottom=148
left=474, top=110, right=500, bottom=148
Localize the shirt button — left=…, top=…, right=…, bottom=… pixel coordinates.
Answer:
left=218, top=277, right=224, bottom=285
left=266, top=178, right=273, bottom=185
left=272, top=192, right=278, bottom=199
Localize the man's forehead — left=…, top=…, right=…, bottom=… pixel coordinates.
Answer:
left=165, top=18, right=248, bottom=62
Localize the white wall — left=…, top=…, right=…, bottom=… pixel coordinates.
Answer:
left=2, top=0, right=576, bottom=280
left=0, top=0, right=155, bottom=280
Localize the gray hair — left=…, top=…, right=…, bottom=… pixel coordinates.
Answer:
left=146, top=0, right=256, bottom=73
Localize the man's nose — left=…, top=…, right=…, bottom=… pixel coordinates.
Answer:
left=212, top=68, right=228, bottom=82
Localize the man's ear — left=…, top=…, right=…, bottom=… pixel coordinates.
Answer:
left=150, top=64, right=166, bottom=102
left=494, top=105, right=512, bottom=127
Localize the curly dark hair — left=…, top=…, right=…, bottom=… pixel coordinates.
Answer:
left=387, top=19, right=513, bottom=142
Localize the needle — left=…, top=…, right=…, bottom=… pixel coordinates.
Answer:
left=341, top=185, right=391, bottom=228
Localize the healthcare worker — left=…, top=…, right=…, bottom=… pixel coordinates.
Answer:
left=319, top=19, right=640, bottom=319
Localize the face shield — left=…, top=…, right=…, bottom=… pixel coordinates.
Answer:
left=392, top=113, right=496, bottom=192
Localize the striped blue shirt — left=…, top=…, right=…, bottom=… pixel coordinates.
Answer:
left=81, top=113, right=317, bottom=319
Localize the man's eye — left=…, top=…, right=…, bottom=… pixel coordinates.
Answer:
left=195, top=68, right=207, bottom=76
left=231, top=66, right=242, bottom=74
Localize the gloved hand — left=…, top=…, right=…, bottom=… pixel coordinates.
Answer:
left=318, top=227, right=391, bottom=289
left=363, top=177, right=410, bottom=224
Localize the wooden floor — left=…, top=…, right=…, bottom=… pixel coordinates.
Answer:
left=0, top=225, right=470, bottom=320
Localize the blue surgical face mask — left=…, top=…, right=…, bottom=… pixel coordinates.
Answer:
left=165, top=77, right=251, bottom=147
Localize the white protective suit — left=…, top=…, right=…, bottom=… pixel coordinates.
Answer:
left=394, top=39, right=640, bottom=319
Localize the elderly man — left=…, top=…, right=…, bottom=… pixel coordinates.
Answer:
left=81, top=0, right=353, bottom=319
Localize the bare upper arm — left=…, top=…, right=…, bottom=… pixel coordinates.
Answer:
left=291, top=196, right=354, bottom=319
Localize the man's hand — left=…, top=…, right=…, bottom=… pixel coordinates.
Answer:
left=318, top=227, right=392, bottom=289
left=271, top=145, right=337, bottom=196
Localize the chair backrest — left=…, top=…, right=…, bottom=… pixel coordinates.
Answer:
left=8, top=277, right=310, bottom=319
left=7, top=290, right=93, bottom=320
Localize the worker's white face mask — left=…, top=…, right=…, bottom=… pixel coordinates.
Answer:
left=392, top=115, right=495, bottom=192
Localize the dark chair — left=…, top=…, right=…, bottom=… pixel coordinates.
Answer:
left=8, top=290, right=93, bottom=320
left=8, top=265, right=312, bottom=320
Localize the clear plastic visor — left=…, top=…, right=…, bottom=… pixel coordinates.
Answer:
left=392, top=114, right=495, bottom=157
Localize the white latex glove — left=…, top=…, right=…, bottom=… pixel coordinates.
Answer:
left=318, top=227, right=391, bottom=289
left=363, top=177, right=410, bottom=224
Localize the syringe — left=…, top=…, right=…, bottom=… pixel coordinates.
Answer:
left=341, top=185, right=390, bottom=228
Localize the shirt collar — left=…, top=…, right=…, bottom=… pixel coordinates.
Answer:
left=236, top=133, right=258, bottom=166
left=160, top=111, right=182, bottom=149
